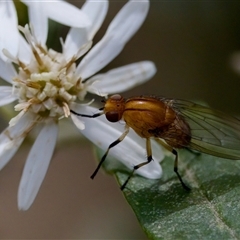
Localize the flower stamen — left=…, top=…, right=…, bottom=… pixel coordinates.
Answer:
left=18, top=61, right=31, bottom=75
left=62, top=102, right=70, bottom=117
left=32, top=47, right=44, bottom=68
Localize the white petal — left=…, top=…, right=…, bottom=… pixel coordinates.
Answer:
left=64, top=1, right=108, bottom=60
left=21, top=0, right=90, bottom=28
left=17, top=33, right=32, bottom=64
left=63, top=36, right=92, bottom=62
left=71, top=105, right=163, bottom=179
left=26, top=2, right=48, bottom=45
left=107, top=0, right=149, bottom=41
left=47, top=1, right=90, bottom=28
left=75, top=34, right=123, bottom=80
left=18, top=119, right=58, bottom=211
left=76, top=0, right=149, bottom=80
left=0, top=86, right=17, bottom=106
left=0, top=111, right=37, bottom=170
left=71, top=114, right=85, bottom=130
left=0, top=57, right=17, bottom=84
left=0, top=136, right=24, bottom=171
left=87, top=61, right=157, bottom=95
left=63, top=28, right=88, bottom=60
left=82, top=0, right=108, bottom=40
left=0, top=1, right=19, bottom=61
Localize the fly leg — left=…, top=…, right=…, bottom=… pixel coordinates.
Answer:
left=91, top=125, right=130, bottom=179
left=70, top=109, right=104, bottom=118
left=155, top=139, right=190, bottom=191
left=121, top=138, right=153, bottom=190
left=186, top=148, right=201, bottom=156
left=172, top=149, right=190, bottom=191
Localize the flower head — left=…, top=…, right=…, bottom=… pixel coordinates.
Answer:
left=0, top=0, right=163, bottom=210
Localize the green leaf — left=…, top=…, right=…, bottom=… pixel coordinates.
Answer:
left=95, top=148, right=240, bottom=240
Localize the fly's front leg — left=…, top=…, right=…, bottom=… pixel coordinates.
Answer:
left=70, top=109, right=104, bottom=118
left=91, top=125, right=130, bottom=179
left=120, top=138, right=153, bottom=190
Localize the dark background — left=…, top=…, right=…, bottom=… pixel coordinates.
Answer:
left=1, top=0, right=240, bottom=238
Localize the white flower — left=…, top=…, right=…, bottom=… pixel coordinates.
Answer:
left=0, top=0, right=163, bottom=210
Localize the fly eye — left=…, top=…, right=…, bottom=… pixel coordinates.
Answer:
left=105, top=111, right=120, bottom=122
left=110, top=94, right=122, bottom=100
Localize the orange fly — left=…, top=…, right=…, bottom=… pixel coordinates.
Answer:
left=70, top=94, right=240, bottom=190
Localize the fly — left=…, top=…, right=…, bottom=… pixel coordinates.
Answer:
left=70, top=94, right=240, bottom=190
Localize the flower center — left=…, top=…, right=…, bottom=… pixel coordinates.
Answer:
left=6, top=25, right=87, bottom=120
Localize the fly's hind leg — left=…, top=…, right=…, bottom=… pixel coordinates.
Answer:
left=172, top=149, right=190, bottom=191
left=121, top=138, right=153, bottom=190
left=155, top=139, right=190, bottom=191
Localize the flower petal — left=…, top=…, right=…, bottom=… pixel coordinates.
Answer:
left=0, top=86, right=17, bottom=106
left=0, top=58, right=17, bottom=84
left=0, top=111, right=37, bottom=170
left=21, top=0, right=91, bottom=28
left=25, top=1, right=48, bottom=45
left=76, top=0, right=149, bottom=80
left=0, top=136, right=24, bottom=171
left=63, top=28, right=88, bottom=60
left=18, top=119, right=58, bottom=211
left=0, top=1, right=19, bottom=61
left=82, top=0, right=108, bottom=40
left=71, top=114, right=85, bottom=130
left=64, top=1, right=108, bottom=60
left=63, top=34, right=92, bottom=62
left=75, top=34, right=123, bottom=80
left=106, top=0, right=149, bottom=42
left=71, top=105, right=163, bottom=179
left=87, top=61, right=157, bottom=95
left=17, top=33, right=32, bottom=64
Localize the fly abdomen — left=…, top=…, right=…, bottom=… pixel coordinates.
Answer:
left=156, top=115, right=192, bottom=148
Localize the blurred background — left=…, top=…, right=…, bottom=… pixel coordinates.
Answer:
left=1, top=0, right=240, bottom=238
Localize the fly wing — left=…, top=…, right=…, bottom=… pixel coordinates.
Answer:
left=173, top=99, right=240, bottom=160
